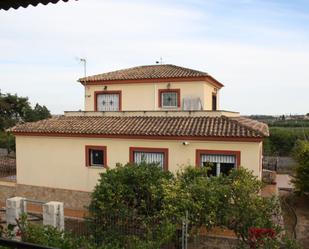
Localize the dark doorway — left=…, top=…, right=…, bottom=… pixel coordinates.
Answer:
left=212, top=94, right=217, bottom=111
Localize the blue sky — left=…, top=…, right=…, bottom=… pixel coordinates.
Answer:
left=0, top=0, right=308, bottom=114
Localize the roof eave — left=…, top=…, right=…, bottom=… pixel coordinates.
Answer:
left=12, top=131, right=264, bottom=142
left=78, top=76, right=224, bottom=89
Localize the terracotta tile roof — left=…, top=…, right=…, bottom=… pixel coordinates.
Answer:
left=0, top=0, right=74, bottom=10
left=78, top=64, right=224, bottom=87
left=230, top=117, right=270, bottom=137
left=11, top=116, right=269, bottom=139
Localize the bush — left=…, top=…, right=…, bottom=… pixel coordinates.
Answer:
left=0, top=164, right=301, bottom=249
left=236, top=235, right=303, bottom=249
left=292, top=140, right=309, bottom=195
left=224, top=168, right=281, bottom=242
left=2, top=214, right=112, bottom=249
left=163, top=167, right=281, bottom=243
left=88, top=165, right=286, bottom=247
left=162, top=166, right=231, bottom=230
left=87, top=162, right=175, bottom=249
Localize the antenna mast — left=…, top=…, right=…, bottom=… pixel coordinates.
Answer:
left=80, top=58, right=87, bottom=77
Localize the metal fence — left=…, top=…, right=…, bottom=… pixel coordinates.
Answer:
left=0, top=238, right=58, bottom=249
left=61, top=212, right=236, bottom=249
left=0, top=207, right=238, bottom=249
left=63, top=215, right=185, bottom=249
left=262, top=156, right=278, bottom=171
left=0, top=156, right=16, bottom=181
left=263, top=156, right=299, bottom=174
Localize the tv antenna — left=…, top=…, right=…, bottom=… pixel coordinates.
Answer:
left=76, top=57, right=87, bottom=77
left=156, top=57, right=164, bottom=65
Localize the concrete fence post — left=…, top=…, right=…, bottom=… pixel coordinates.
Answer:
left=43, top=201, right=64, bottom=230
left=6, top=197, right=27, bottom=225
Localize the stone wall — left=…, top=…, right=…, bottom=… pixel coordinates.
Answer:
left=0, top=182, right=17, bottom=205
left=0, top=182, right=90, bottom=210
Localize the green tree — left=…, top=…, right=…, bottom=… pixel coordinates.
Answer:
left=292, top=140, right=309, bottom=195
left=162, top=166, right=231, bottom=230
left=88, top=162, right=175, bottom=249
left=0, top=93, right=30, bottom=131
left=0, top=93, right=51, bottom=131
left=24, top=103, right=51, bottom=122
left=224, top=168, right=280, bottom=242
left=88, top=164, right=289, bottom=248
left=0, top=92, right=51, bottom=152
left=163, top=167, right=280, bottom=243
left=263, top=127, right=309, bottom=156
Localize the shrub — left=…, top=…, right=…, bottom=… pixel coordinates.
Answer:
left=236, top=235, right=303, bottom=249
left=224, top=168, right=281, bottom=242
left=0, top=164, right=300, bottom=249
left=163, top=167, right=281, bottom=243
left=87, top=162, right=175, bottom=249
left=162, top=166, right=231, bottom=230
left=292, top=140, right=309, bottom=195
left=87, top=164, right=288, bottom=247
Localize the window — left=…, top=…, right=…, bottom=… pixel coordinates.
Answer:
left=212, top=93, right=217, bottom=111
left=158, top=89, right=180, bottom=108
left=196, top=150, right=240, bottom=176
left=95, top=91, right=121, bottom=111
left=85, top=146, right=107, bottom=167
left=129, top=147, right=168, bottom=170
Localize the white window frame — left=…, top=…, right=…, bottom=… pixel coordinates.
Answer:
left=161, top=92, right=178, bottom=108
left=86, top=146, right=107, bottom=168
left=200, top=154, right=237, bottom=176
left=95, top=91, right=121, bottom=111
left=130, top=147, right=168, bottom=170
left=133, top=151, right=165, bottom=168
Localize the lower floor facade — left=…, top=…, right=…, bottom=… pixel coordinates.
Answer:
left=15, top=135, right=263, bottom=193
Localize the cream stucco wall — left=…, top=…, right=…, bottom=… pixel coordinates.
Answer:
left=16, top=136, right=262, bottom=192
left=203, top=83, right=219, bottom=110
left=84, top=81, right=219, bottom=111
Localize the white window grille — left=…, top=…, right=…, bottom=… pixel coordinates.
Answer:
left=200, top=154, right=236, bottom=164
left=97, top=94, right=120, bottom=111
left=133, top=151, right=165, bottom=168
left=162, top=92, right=178, bottom=108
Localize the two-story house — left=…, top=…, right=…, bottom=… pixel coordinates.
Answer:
left=11, top=64, right=269, bottom=210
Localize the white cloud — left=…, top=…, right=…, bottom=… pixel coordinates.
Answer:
left=0, top=0, right=308, bottom=115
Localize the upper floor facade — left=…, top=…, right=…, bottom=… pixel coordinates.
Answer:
left=78, top=64, right=224, bottom=112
